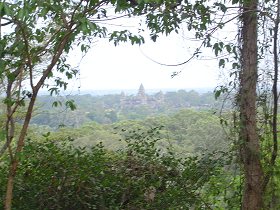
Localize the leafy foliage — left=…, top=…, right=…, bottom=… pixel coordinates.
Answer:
left=28, top=109, right=229, bottom=154
left=0, top=127, right=233, bottom=209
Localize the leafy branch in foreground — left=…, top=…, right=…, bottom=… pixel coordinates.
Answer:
left=0, top=0, right=183, bottom=209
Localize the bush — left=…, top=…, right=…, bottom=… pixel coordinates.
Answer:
left=0, top=127, right=230, bottom=209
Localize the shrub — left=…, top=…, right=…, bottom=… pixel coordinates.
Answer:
left=0, top=127, right=230, bottom=209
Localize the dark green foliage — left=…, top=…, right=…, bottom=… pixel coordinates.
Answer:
left=0, top=127, right=232, bottom=209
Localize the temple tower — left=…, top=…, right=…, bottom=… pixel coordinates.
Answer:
left=136, top=84, right=147, bottom=104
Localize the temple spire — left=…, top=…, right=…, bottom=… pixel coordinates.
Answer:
left=137, top=84, right=145, bottom=97
left=137, top=83, right=147, bottom=104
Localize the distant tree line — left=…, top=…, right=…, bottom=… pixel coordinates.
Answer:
left=30, top=89, right=226, bottom=128
left=29, top=109, right=229, bottom=154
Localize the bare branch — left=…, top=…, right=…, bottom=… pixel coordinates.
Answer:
left=70, top=0, right=86, bottom=24
left=17, top=21, right=34, bottom=89
left=0, top=17, right=13, bottom=26
left=140, top=12, right=241, bottom=67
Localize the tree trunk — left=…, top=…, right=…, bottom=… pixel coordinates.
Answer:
left=4, top=160, right=17, bottom=210
left=239, top=0, right=263, bottom=209
left=4, top=93, right=38, bottom=210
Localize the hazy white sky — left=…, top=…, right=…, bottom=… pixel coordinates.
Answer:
left=65, top=14, right=237, bottom=92
left=68, top=34, right=219, bottom=91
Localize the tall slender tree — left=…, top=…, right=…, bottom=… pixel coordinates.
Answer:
left=144, top=0, right=279, bottom=209
left=239, top=0, right=264, bottom=208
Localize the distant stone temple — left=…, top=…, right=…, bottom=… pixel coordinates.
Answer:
left=137, top=84, right=147, bottom=104
left=120, top=84, right=164, bottom=109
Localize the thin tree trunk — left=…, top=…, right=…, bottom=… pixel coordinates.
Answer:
left=4, top=160, right=17, bottom=210
left=239, top=0, right=263, bottom=209
left=4, top=93, right=38, bottom=210
left=3, top=30, right=71, bottom=210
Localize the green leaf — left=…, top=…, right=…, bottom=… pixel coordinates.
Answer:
left=220, top=4, right=227, bottom=12
left=232, top=62, right=239, bottom=69
left=65, top=100, right=76, bottom=111
left=225, top=45, right=231, bottom=53
left=52, top=101, right=62, bottom=107
left=214, top=86, right=228, bottom=99
left=214, top=90, right=221, bottom=99
left=151, top=34, right=158, bottom=42
left=49, top=87, right=59, bottom=96
left=213, top=43, right=220, bottom=56
left=219, top=59, right=225, bottom=68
